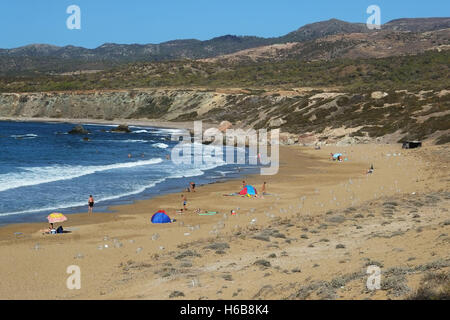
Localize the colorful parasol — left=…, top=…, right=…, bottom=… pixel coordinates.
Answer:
left=47, top=213, right=67, bottom=223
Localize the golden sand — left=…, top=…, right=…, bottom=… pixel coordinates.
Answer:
left=0, top=144, right=448, bottom=299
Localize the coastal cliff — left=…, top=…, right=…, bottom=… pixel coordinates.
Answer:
left=0, top=88, right=448, bottom=145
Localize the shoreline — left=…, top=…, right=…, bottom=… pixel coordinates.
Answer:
left=0, top=143, right=448, bottom=299
left=0, top=163, right=260, bottom=231
left=0, top=118, right=259, bottom=228
left=0, top=116, right=218, bottom=131
left=0, top=144, right=318, bottom=240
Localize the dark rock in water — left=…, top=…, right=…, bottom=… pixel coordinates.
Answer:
left=82, top=137, right=90, bottom=141
left=68, top=125, right=89, bottom=135
left=111, top=124, right=131, bottom=133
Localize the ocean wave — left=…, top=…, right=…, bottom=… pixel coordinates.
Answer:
left=132, top=130, right=150, bottom=134
left=92, top=139, right=152, bottom=143
left=0, top=158, right=163, bottom=193
left=82, top=123, right=118, bottom=127
left=0, top=161, right=223, bottom=217
left=10, top=134, right=38, bottom=139
left=152, top=143, right=169, bottom=149
left=0, top=178, right=166, bottom=217
left=151, top=128, right=185, bottom=135
left=93, top=139, right=149, bottom=143
left=120, top=139, right=148, bottom=143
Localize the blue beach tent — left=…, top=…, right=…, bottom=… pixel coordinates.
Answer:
left=151, top=210, right=172, bottom=224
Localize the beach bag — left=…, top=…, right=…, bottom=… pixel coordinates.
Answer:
left=56, top=226, right=64, bottom=234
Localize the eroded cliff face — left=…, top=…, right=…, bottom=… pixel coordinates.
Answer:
left=0, top=88, right=448, bottom=145
left=0, top=89, right=224, bottom=121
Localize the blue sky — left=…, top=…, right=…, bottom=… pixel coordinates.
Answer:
left=0, top=0, right=448, bottom=49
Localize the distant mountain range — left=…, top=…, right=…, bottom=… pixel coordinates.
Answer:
left=1, top=18, right=448, bottom=145
left=0, top=17, right=449, bottom=76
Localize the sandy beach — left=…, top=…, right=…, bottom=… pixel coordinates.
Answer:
left=0, top=143, right=448, bottom=300
left=0, top=116, right=217, bottom=131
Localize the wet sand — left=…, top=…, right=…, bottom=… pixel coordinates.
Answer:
left=0, top=143, right=448, bottom=299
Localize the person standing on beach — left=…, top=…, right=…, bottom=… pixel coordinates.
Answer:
left=181, top=194, right=187, bottom=211
left=88, top=195, right=94, bottom=214
left=262, top=182, right=267, bottom=194
left=190, top=182, right=196, bottom=192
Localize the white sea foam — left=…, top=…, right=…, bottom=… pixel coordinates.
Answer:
left=10, top=134, right=38, bottom=139
left=0, top=158, right=163, bottom=193
left=0, top=178, right=165, bottom=217
left=152, top=143, right=169, bottom=149
left=82, top=123, right=118, bottom=127
left=92, top=139, right=149, bottom=143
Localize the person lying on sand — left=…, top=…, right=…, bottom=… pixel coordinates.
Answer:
left=194, top=208, right=218, bottom=215
left=331, top=153, right=343, bottom=161
left=40, top=223, right=56, bottom=235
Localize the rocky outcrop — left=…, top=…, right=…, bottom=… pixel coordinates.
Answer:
left=68, top=124, right=89, bottom=135
left=111, top=124, right=131, bottom=133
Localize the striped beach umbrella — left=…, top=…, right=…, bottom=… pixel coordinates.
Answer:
left=47, top=213, right=68, bottom=223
